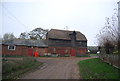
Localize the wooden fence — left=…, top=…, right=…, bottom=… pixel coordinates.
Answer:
left=99, top=54, right=120, bottom=69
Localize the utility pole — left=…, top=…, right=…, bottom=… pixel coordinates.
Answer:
left=118, top=1, right=120, bottom=52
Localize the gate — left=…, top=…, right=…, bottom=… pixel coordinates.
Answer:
left=71, top=48, right=76, bottom=56
left=28, top=48, right=33, bottom=56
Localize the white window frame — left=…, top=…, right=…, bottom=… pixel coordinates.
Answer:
left=8, top=45, right=16, bottom=50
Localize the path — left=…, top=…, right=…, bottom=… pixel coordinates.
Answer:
left=21, top=57, right=95, bottom=79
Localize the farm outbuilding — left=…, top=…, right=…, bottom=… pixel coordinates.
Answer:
left=2, top=29, right=88, bottom=57
left=2, top=39, right=48, bottom=56
left=46, top=29, right=88, bottom=56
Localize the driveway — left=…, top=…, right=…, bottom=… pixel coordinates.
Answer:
left=21, top=57, right=95, bottom=79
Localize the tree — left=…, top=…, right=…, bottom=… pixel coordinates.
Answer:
left=19, top=32, right=29, bottom=39
left=3, top=33, right=16, bottom=40
left=96, top=9, right=118, bottom=54
left=19, top=27, right=48, bottom=40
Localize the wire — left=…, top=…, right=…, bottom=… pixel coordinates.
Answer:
left=2, top=4, right=30, bottom=30
left=3, top=10, right=16, bottom=22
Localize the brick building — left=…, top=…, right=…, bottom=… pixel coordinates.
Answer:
left=46, top=29, right=88, bottom=56
left=2, top=39, right=47, bottom=56
left=2, top=29, right=88, bottom=57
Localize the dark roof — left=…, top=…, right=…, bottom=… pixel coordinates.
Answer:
left=2, top=39, right=48, bottom=47
left=47, top=29, right=87, bottom=41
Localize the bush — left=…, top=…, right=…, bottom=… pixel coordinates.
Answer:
left=113, top=50, right=120, bottom=54
left=2, top=57, right=41, bottom=79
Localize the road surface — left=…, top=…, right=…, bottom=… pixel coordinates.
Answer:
left=21, top=57, right=95, bottom=79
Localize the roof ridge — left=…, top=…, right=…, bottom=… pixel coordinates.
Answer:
left=51, top=29, right=81, bottom=32
left=48, top=29, right=87, bottom=41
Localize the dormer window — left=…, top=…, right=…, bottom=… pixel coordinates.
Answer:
left=8, top=45, right=16, bottom=50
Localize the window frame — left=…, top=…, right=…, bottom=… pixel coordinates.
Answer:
left=8, top=45, right=16, bottom=50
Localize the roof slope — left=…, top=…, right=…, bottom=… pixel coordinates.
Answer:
left=2, top=39, right=48, bottom=47
left=47, top=29, right=87, bottom=41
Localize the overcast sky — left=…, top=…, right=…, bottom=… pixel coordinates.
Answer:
left=1, top=0, right=119, bottom=46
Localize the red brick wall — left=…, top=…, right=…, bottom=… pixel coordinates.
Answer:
left=76, top=48, right=87, bottom=56
left=48, top=47, right=71, bottom=55
left=2, top=45, right=47, bottom=56
left=2, top=44, right=87, bottom=56
left=48, top=47, right=87, bottom=56
left=32, top=47, right=48, bottom=56
left=2, top=45, right=28, bottom=56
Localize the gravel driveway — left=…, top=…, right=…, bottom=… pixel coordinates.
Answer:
left=21, top=57, right=95, bottom=79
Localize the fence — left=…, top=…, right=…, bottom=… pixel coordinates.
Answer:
left=99, top=54, right=120, bottom=69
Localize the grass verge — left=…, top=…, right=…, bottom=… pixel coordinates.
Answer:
left=2, top=55, right=26, bottom=58
left=2, top=57, right=43, bottom=79
left=78, top=58, right=120, bottom=79
left=90, top=54, right=97, bottom=57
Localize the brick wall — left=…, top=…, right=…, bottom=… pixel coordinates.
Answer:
left=2, top=45, right=28, bottom=56
left=2, top=45, right=87, bottom=57
left=76, top=48, right=88, bottom=56
left=2, top=45, right=47, bottom=56
left=48, top=46, right=87, bottom=56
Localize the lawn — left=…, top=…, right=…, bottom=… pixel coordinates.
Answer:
left=78, top=58, right=120, bottom=79
left=90, top=54, right=97, bottom=57
left=2, top=57, right=43, bottom=79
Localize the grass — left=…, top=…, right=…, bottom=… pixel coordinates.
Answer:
left=90, top=54, right=97, bottom=57
left=2, top=57, right=43, bottom=79
left=2, top=55, right=26, bottom=58
left=78, top=58, right=120, bottom=79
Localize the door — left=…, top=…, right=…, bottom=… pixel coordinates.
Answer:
left=28, top=48, right=33, bottom=56
left=71, top=48, right=76, bottom=56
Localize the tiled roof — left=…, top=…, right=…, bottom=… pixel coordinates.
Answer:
left=47, top=29, right=87, bottom=41
left=2, top=39, right=48, bottom=47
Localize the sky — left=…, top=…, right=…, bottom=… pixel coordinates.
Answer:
left=0, top=0, right=119, bottom=46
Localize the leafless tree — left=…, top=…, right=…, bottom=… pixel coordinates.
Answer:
left=3, top=33, right=16, bottom=40
left=96, top=9, right=118, bottom=54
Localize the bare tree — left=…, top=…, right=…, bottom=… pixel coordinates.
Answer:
left=96, top=9, right=118, bottom=54
left=3, top=33, right=16, bottom=40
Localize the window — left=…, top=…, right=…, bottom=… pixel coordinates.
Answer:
left=8, top=45, right=16, bottom=50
